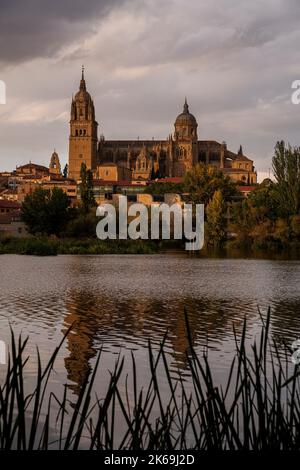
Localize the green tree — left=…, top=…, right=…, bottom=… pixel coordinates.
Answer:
left=229, top=199, right=256, bottom=248
left=291, top=215, right=300, bottom=239
left=272, top=141, right=300, bottom=216
left=21, top=187, right=70, bottom=235
left=65, top=212, right=97, bottom=238
left=184, top=162, right=238, bottom=205
left=80, top=163, right=95, bottom=213
left=248, top=182, right=279, bottom=220
left=63, top=163, right=69, bottom=179
left=206, top=190, right=227, bottom=247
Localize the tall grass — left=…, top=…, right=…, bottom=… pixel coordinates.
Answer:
left=0, top=309, right=299, bottom=450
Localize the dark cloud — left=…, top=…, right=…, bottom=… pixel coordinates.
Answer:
left=1, top=0, right=300, bottom=179
left=0, top=0, right=125, bottom=64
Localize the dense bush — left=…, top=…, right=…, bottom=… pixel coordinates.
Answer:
left=0, top=236, right=159, bottom=256
left=0, top=237, right=58, bottom=256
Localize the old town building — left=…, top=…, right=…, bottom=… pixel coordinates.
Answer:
left=0, top=151, right=77, bottom=204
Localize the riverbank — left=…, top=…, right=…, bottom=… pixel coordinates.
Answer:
left=0, top=236, right=155, bottom=255
left=1, top=235, right=300, bottom=258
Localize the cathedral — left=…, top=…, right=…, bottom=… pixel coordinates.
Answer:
left=68, top=69, right=257, bottom=184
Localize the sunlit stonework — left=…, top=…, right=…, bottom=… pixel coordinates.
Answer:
left=69, top=68, right=257, bottom=184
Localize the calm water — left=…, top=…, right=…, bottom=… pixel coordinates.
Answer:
left=0, top=254, right=300, bottom=398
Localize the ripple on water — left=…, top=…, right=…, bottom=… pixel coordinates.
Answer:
left=0, top=255, right=300, bottom=396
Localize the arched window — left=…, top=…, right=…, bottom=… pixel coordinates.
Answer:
left=75, top=130, right=78, bottom=136
left=179, top=147, right=186, bottom=158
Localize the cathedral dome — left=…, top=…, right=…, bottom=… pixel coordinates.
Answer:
left=175, top=98, right=197, bottom=125
left=74, top=89, right=92, bottom=102
left=74, top=72, right=92, bottom=103
left=71, top=67, right=95, bottom=121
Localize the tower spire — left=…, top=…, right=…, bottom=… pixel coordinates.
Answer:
left=80, top=65, right=86, bottom=91
left=183, top=97, right=189, bottom=113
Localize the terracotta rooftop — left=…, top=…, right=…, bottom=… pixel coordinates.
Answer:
left=43, top=177, right=76, bottom=183
left=151, top=177, right=183, bottom=184
left=226, top=150, right=252, bottom=162
left=17, top=162, right=48, bottom=170
left=222, top=168, right=251, bottom=173
left=92, top=179, right=145, bottom=187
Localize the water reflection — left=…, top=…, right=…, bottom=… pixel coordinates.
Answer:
left=63, top=291, right=99, bottom=393
left=0, top=255, right=300, bottom=395
left=61, top=291, right=258, bottom=393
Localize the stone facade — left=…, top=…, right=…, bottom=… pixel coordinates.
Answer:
left=95, top=162, right=132, bottom=182
left=68, top=70, right=257, bottom=184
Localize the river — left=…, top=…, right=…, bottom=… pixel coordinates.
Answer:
left=0, top=254, right=299, bottom=399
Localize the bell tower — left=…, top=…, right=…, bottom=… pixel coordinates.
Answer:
left=49, top=149, right=61, bottom=175
left=68, top=67, right=98, bottom=180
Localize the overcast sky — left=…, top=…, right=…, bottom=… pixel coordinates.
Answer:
left=1, top=0, right=300, bottom=180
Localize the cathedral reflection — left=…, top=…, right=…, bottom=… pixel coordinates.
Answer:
left=62, top=288, right=256, bottom=394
